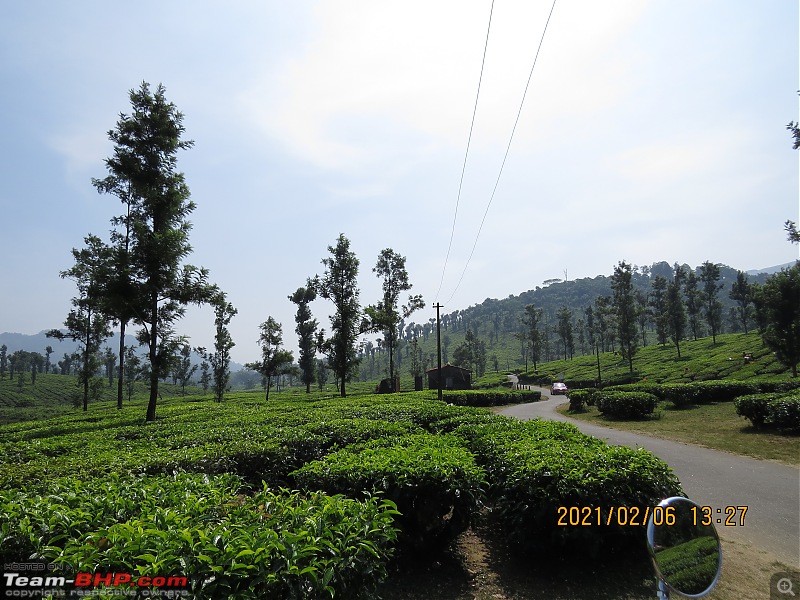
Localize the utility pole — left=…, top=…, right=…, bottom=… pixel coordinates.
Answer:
left=435, top=303, right=443, bottom=401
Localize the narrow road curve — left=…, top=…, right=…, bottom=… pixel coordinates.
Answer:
left=499, top=383, right=800, bottom=567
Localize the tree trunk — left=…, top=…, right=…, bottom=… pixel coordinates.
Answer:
left=146, top=294, right=159, bottom=422
left=117, top=321, right=125, bottom=409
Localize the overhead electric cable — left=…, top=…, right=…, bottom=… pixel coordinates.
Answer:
left=433, top=0, right=495, bottom=305
left=444, top=0, right=558, bottom=306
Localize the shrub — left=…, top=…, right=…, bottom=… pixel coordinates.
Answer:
left=0, top=474, right=399, bottom=599
left=660, top=382, right=759, bottom=408
left=291, top=433, right=486, bottom=552
left=595, top=391, right=658, bottom=419
left=735, top=392, right=800, bottom=430
left=460, top=419, right=682, bottom=554
left=566, top=388, right=595, bottom=411
left=443, top=389, right=541, bottom=407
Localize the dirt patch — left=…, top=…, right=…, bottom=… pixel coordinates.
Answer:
left=378, top=520, right=794, bottom=599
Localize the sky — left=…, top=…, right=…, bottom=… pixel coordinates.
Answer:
left=1, top=1, right=798, bottom=364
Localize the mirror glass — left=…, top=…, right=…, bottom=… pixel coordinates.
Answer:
left=647, top=496, right=722, bottom=597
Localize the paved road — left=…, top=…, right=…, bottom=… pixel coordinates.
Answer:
left=499, top=386, right=800, bottom=567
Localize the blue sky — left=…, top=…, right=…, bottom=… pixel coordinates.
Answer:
left=1, top=1, right=797, bottom=364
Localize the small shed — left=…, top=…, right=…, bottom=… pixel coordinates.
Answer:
left=425, top=363, right=472, bottom=391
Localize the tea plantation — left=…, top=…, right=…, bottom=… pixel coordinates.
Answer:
left=0, top=390, right=682, bottom=599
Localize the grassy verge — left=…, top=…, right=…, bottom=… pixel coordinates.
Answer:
left=557, top=401, right=799, bottom=466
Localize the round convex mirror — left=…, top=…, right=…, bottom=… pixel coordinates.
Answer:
left=646, top=497, right=722, bottom=598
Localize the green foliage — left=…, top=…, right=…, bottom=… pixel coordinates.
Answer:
left=734, top=392, right=800, bottom=430
left=460, top=419, right=682, bottom=554
left=292, top=433, right=485, bottom=551
left=318, top=234, right=362, bottom=397
left=594, top=391, right=658, bottom=419
left=529, top=332, right=794, bottom=385
left=0, top=390, right=682, bottom=574
left=442, top=389, right=540, bottom=407
left=654, top=536, right=720, bottom=596
left=0, top=474, right=399, bottom=599
left=565, top=388, right=596, bottom=411
left=754, top=262, right=800, bottom=377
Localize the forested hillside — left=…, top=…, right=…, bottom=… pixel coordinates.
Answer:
left=357, top=260, right=778, bottom=382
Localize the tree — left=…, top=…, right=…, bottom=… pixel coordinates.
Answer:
left=206, top=294, right=237, bottom=402
left=556, top=305, right=574, bottom=361
left=199, top=359, right=211, bottom=394
left=98, top=82, right=213, bottom=421
left=729, top=271, right=753, bottom=333
left=318, top=234, right=361, bottom=397
left=364, top=249, right=425, bottom=384
left=103, top=347, right=117, bottom=387
left=611, top=261, right=639, bottom=373
left=649, top=276, right=669, bottom=345
left=0, top=345, right=6, bottom=380
left=44, top=345, right=54, bottom=375
left=520, top=304, right=544, bottom=371
left=665, top=266, right=687, bottom=358
left=123, top=345, right=142, bottom=401
left=174, top=344, right=197, bottom=396
left=246, top=317, right=294, bottom=401
left=29, top=352, right=44, bottom=385
left=316, top=359, right=329, bottom=391
left=289, top=280, right=318, bottom=393
left=699, top=261, right=723, bottom=343
left=683, top=269, right=703, bottom=341
left=752, top=263, right=800, bottom=377
left=47, top=234, right=113, bottom=411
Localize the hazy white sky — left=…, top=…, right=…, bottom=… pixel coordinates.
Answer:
left=1, top=1, right=797, bottom=363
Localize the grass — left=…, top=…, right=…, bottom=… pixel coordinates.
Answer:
left=527, top=332, right=792, bottom=384
left=557, top=400, right=799, bottom=465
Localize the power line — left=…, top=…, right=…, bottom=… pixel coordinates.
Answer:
left=444, top=0, right=558, bottom=306
left=433, top=0, right=495, bottom=306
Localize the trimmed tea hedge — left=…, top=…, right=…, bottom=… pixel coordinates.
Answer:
left=291, top=433, right=485, bottom=551
left=0, top=474, right=399, bottom=599
left=734, top=392, right=800, bottom=430
left=443, top=389, right=541, bottom=407
left=453, top=418, right=682, bottom=553
left=595, top=391, right=658, bottom=419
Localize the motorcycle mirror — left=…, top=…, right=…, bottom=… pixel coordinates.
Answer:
left=646, top=496, right=722, bottom=598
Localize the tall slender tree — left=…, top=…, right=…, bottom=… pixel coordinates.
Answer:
left=364, top=248, right=424, bottom=385
left=289, top=280, right=318, bottom=393
left=683, top=269, right=703, bottom=340
left=729, top=271, right=753, bottom=334
left=649, top=276, right=669, bottom=345
left=208, top=294, right=237, bottom=402
left=699, top=261, right=723, bottom=343
left=96, top=82, right=214, bottom=421
left=520, top=304, right=544, bottom=372
left=318, top=234, right=361, bottom=397
left=611, top=260, right=639, bottom=373
left=556, top=305, right=575, bottom=361
left=665, top=265, right=687, bottom=358
left=246, top=317, right=294, bottom=401
left=47, top=235, right=113, bottom=411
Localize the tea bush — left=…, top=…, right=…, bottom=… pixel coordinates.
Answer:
left=595, top=391, right=658, bottom=419
left=0, top=474, right=399, bottom=599
left=291, top=433, right=486, bottom=552
left=565, top=388, right=595, bottom=411
left=454, top=419, right=682, bottom=553
left=734, top=392, right=800, bottom=430
left=443, top=389, right=541, bottom=407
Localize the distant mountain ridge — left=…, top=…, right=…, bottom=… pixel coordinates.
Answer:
left=746, top=260, right=797, bottom=275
